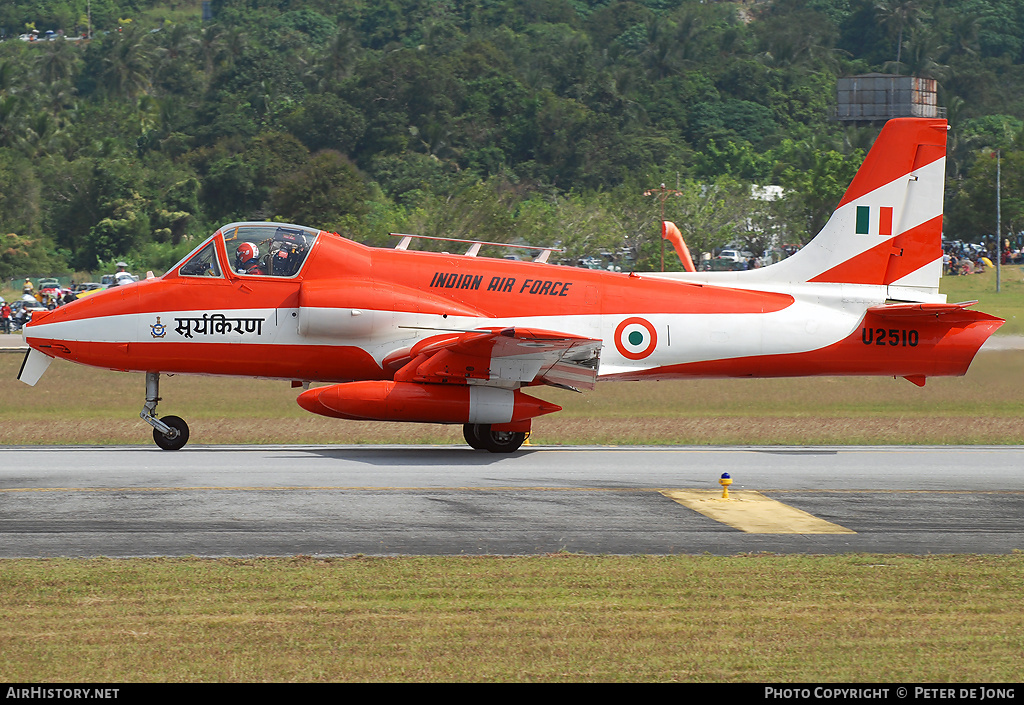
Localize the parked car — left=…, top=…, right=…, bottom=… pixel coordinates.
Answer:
left=37, top=279, right=65, bottom=302
left=706, top=257, right=749, bottom=271
left=718, top=249, right=754, bottom=263
left=100, top=271, right=139, bottom=287
left=113, top=272, right=139, bottom=285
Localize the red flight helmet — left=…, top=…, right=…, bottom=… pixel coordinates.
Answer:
left=235, top=242, right=259, bottom=270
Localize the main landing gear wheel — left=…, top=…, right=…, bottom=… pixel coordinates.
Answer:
left=153, top=415, right=189, bottom=451
left=463, top=423, right=486, bottom=450
left=140, top=372, right=191, bottom=451
left=463, top=423, right=527, bottom=453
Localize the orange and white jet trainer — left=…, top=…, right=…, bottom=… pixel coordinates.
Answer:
left=18, top=118, right=1003, bottom=452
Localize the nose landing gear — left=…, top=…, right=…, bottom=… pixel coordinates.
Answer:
left=140, top=372, right=190, bottom=450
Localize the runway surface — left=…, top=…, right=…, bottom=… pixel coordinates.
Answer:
left=2, top=445, right=1023, bottom=557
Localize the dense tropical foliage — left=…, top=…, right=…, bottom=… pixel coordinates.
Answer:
left=2, top=0, right=1024, bottom=280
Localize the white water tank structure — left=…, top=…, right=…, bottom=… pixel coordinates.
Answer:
left=835, top=74, right=944, bottom=123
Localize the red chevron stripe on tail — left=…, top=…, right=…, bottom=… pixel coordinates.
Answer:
left=836, top=119, right=948, bottom=208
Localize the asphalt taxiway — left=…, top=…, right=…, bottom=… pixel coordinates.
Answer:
left=2, top=445, right=1022, bottom=557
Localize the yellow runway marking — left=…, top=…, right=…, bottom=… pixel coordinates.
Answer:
left=661, top=490, right=856, bottom=534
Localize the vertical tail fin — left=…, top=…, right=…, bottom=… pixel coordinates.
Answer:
left=750, top=118, right=948, bottom=301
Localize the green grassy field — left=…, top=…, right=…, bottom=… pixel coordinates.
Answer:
left=1, top=555, right=1022, bottom=682
left=939, top=265, right=1024, bottom=335
left=2, top=348, right=1023, bottom=446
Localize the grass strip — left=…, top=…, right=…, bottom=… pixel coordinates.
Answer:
left=3, top=351, right=1023, bottom=446
left=1, top=554, right=1022, bottom=682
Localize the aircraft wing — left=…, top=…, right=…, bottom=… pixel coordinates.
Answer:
left=387, top=327, right=602, bottom=391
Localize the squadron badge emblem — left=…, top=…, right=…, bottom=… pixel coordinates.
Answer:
left=150, top=316, right=167, bottom=338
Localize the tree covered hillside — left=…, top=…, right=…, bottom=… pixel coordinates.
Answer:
left=1, top=0, right=1023, bottom=279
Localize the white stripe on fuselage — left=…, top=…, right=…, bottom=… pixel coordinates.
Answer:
left=27, top=282, right=881, bottom=378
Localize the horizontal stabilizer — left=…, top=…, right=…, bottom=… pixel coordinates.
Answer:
left=867, top=300, right=999, bottom=324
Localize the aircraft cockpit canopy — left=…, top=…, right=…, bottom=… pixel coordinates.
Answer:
left=223, top=224, right=318, bottom=277
left=178, top=241, right=221, bottom=278
left=177, top=223, right=320, bottom=279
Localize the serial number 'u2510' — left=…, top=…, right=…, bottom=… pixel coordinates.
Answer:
left=862, top=327, right=919, bottom=347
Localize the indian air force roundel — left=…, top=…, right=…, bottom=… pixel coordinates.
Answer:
left=614, top=317, right=658, bottom=360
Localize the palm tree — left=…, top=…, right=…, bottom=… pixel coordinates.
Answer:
left=0, top=58, right=21, bottom=98
left=639, top=17, right=681, bottom=81
left=874, top=0, right=929, bottom=75
left=35, top=80, right=77, bottom=124
left=889, top=24, right=947, bottom=80
left=943, top=95, right=982, bottom=180
left=98, top=25, right=153, bottom=101
left=943, top=10, right=980, bottom=62
left=157, top=22, right=199, bottom=62
left=198, top=24, right=224, bottom=84
left=35, top=38, right=80, bottom=85
left=21, top=109, right=68, bottom=158
left=316, top=25, right=361, bottom=86
left=0, top=93, right=27, bottom=151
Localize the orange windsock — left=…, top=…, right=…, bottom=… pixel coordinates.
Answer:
left=661, top=221, right=695, bottom=272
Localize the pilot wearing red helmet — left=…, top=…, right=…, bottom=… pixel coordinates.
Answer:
left=235, top=242, right=263, bottom=275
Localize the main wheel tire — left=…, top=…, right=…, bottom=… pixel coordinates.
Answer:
left=463, top=423, right=486, bottom=450
left=153, top=415, right=190, bottom=451
left=480, top=427, right=526, bottom=454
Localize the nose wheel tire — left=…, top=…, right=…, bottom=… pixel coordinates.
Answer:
left=463, top=423, right=526, bottom=453
left=153, top=415, right=189, bottom=451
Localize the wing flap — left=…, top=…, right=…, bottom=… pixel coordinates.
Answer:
left=392, top=326, right=602, bottom=390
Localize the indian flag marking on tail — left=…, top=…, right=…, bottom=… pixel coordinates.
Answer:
left=614, top=317, right=658, bottom=360
left=855, top=206, right=894, bottom=236
left=880, top=206, right=893, bottom=236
